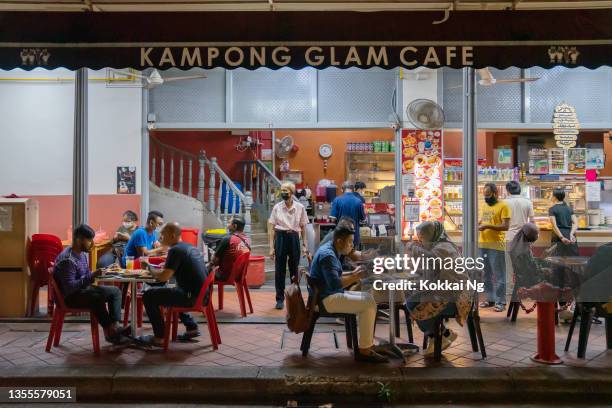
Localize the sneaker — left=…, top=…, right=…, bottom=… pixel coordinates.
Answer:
left=177, top=330, right=201, bottom=341
left=493, top=303, right=506, bottom=312
left=134, top=334, right=164, bottom=348
left=356, top=350, right=389, bottom=363
left=479, top=301, right=494, bottom=308
left=275, top=300, right=284, bottom=310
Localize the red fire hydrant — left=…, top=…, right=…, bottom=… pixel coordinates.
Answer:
left=517, top=282, right=573, bottom=365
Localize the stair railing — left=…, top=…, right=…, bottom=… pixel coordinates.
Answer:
left=150, top=136, right=252, bottom=234
left=241, top=159, right=281, bottom=228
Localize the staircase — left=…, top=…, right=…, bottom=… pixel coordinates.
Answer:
left=150, top=137, right=280, bottom=278
left=150, top=136, right=254, bottom=232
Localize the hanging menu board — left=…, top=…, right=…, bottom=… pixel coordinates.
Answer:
left=401, top=129, right=443, bottom=240
left=549, top=148, right=568, bottom=174
left=567, top=148, right=586, bottom=174
left=553, top=103, right=579, bottom=148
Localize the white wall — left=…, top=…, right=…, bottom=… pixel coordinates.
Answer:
left=402, top=67, right=438, bottom=127
left=0, top=68, right=142, bottom=196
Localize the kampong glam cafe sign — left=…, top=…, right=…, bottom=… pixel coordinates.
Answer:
left=553, top=103, right=579, bottom=148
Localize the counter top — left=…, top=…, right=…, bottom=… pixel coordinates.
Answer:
left=446, top=228, right=611, bottom=245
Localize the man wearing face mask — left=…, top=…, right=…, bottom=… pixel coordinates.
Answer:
left=54, top=224, right=129, bottom=344
left=97, top=210, right=139, bottom=269
left=122, top=210, right=167, bottom=268
left=478, top=183, right=511, bottom=312
left=309, top=223, right=386, bottom=363
left=268, top=182, right=309, bottom=310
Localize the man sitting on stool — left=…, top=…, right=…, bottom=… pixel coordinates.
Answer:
left=139, top=222, right=209, bottom=347
left=309, top=223, right=387, bottom=363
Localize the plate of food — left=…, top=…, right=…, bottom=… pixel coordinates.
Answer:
left=430, top=187, right=442, bottom=198
left=414, top=154, right=427, bottom=166
left=430, top=207, right=443, bottom=219
left=404, top=135, right=417, bottom=145
left=429, top=197, right=442, bottom=208
left=415, top=189, right=428, bottom=199
left=403, top=160, right=415, bottom=171
left=403, top=147, right=417, bottom=158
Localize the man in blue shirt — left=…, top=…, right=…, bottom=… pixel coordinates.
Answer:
left=122, top=210, right=166, bottom=267
left=330, top=181, right=366, bottom=247
left=54, top=224, right=129, bottom=344
left=309, top=223, right=386, bottom=363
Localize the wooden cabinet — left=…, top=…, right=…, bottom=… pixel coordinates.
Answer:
left=0, top=198, right=39, bottom=317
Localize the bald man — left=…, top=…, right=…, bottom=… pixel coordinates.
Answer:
left=139, top=222, right=209, bottom=347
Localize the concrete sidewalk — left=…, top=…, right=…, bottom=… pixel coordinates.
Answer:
left=0, top=365, right=610, bottom=404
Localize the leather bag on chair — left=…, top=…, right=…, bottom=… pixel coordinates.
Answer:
left=285, top=270, right=311, bottom=334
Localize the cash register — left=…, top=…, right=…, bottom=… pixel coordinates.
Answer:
left=360, top=212, right=395, bottom=254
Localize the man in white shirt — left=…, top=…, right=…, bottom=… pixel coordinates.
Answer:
left=504, top=180, right=535, bottom=298
left=268, top=181, right=309, bottom=310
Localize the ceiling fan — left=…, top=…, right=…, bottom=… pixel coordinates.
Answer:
left=448, top=68, right=539, bottom=89
left=109, top=68, right=207, bottom=89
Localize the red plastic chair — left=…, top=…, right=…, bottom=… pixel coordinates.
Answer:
left=215, top=252, right=253, bottom=318
left=27, top=234, right=63, bottom=316
left=163, top=271, right=220, bottom=351
left=123, top=256, right=166, bottom=327
left=45, top=272, right=100, bottom=355
left=181, top=228, right=199, bottom=247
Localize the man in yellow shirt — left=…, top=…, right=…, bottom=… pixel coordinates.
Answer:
left=478, top=183, right=511, bottom=312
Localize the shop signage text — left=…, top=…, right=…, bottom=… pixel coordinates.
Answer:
left=139, top=46, right=474, bottom=68
left=553, top=103, right=579, bottom=148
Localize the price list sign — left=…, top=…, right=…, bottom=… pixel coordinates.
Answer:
left=553, top=103, right=579, bottom=148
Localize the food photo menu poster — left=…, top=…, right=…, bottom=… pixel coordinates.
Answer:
left=401, top=129, right=443, bottom=240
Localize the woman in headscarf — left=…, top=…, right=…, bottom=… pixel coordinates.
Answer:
left=405, top=221, right=471, bottom=356
left=508, top=223, right=549, bottom=291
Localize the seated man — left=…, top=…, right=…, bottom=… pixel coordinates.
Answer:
left=122, top=210, right=166, bottom=267
left=53, top=224, right=129, bottom=344
left=210, top=215, right=251, bottom=281
left=309, top=223, right=387, bottom=363
left=139, top=222, right=209, bottom=346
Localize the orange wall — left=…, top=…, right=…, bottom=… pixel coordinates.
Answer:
left=442, top=130, right=488, bottom=161
left=24, top=195, right=141, bottom=240
left=274, top=129, right=395, bottom=189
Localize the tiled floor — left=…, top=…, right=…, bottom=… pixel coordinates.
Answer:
left=4, top=287, right=610, bottom=369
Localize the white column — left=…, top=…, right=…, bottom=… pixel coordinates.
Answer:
left=141, top=87, right=150, bottom=220
left=72, top=68, right=88, bottom=227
